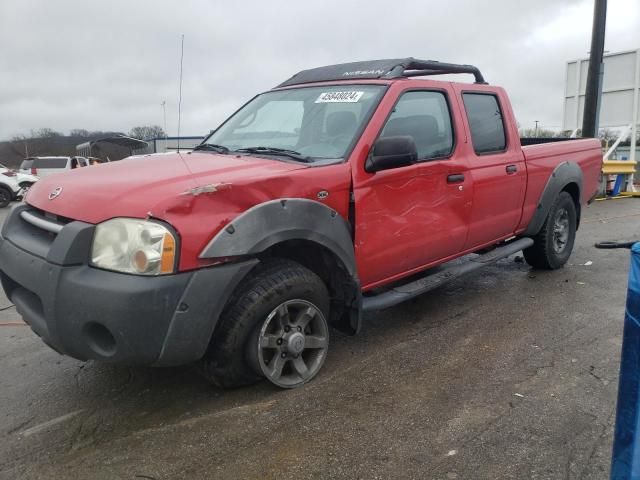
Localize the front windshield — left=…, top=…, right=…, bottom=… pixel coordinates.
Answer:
left=203, top=85, right=385, bottom=161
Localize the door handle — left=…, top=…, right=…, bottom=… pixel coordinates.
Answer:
left=447, top=173, right=465, bottom=184
left=506, top=164, right=518, bottom=174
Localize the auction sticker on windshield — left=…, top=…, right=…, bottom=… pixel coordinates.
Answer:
left=315, top=91, right=364, bottom=103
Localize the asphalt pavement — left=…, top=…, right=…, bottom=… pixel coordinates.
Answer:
left=1, top=199, right=639, bottom=479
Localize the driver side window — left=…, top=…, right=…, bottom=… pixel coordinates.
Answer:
left=381, top=91, right=454, bottom=161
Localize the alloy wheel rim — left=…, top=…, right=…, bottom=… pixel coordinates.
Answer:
left=552, top=208, right=570, bottom=253
left=256, top=299, right=329, bottom=388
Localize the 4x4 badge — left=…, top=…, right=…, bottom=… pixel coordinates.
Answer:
left=48, top=187, right=63, bottom=200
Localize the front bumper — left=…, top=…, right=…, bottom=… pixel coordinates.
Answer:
left=0, top=204, right=258, bottom=366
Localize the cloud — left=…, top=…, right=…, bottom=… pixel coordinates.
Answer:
left=0, top=0, right=638, bottom=140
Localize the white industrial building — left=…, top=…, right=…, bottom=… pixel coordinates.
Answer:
left=563, top=48, right=640, bottom=162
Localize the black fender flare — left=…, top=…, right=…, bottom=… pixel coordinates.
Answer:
left=200, top=198, right=356, bottom=274
left=523, top=161, right=583, bottom=236
left=200, top=198, right=361, bottom=333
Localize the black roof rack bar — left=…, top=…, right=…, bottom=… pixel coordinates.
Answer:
left=276, top=58, right=487, bottom=88
left=387, top=60, right=487, bottom=84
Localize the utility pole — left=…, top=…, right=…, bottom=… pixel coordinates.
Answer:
left=534, top=120, right=539, bottom=137
left=161, top=100, right=167, bottom=138
left=582, top=0, right=607, bottom=138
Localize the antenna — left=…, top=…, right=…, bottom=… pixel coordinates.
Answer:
left=177, top=34, right=185, bottom=151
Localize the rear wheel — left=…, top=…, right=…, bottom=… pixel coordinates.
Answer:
left=200, top=259, right=330, bottom=389
left=0, top=186, right=12, bottom=208
left=523, top=191, right=577, bottom=269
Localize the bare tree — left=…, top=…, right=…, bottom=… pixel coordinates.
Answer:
left=69, top=129, right=90, bottom=137
left=88, top=130, right=123, bottom=137
left=519, top=127, right=555, bottom=138
left=598, top=128, right=618, bottom=144
left=128, top=125, right=166, bottom=140
left=9, top=135, right=30, bottom=157
left=29, top=128, right=62, bottom=138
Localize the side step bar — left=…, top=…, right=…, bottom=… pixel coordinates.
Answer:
left=362, top=237, right=534, bottom=311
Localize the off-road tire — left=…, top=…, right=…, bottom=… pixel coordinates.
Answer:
left=523, top=191, right=577, bottom=270
left=200, top=258, right=329, bottom=388
left=0, top=186, right=13, bottom=208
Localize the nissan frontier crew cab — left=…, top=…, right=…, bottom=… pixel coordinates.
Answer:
left=0, top=58, right=602, bottom=389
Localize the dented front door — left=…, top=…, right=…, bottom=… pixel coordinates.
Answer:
left=353, top=157, right=471, bottom=290
left=351, top=85, right=472, bottom=290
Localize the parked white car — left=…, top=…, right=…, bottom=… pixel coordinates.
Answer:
left=16, top=171, right=39, bottom=190
left=0, top=168, right=25, bottom=208
left=19, top=156, right=90, bottom=179
left=0, top=163, right=38, bottom=191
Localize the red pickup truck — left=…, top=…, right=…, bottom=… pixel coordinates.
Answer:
left=0, top=58, right=601, bottom=389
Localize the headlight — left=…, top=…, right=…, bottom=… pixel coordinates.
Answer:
left=91, top=218, right=177, bottom=275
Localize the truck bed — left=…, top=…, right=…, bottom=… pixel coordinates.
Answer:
left=517, top=138, right=603, bottom=234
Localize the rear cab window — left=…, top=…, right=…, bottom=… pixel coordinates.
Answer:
left=33, top=157, right=69, bottom=168
left=462, top=93, right=507, bottom=154
left=380, top=90, right=454, bottom=161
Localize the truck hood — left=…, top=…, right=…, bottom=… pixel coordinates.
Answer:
left=25, top=152, right=307, bottom=224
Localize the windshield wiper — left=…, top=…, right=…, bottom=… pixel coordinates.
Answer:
left=192, top=143, right=230, bottom=154
left=234, top=146, right=312, bottom=163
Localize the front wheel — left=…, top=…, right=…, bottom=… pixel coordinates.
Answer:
left=249, top=299, right=329, bottom=388
left=523, top=191, right=577, bottom=269
left=0, top=186, right=13, bottom=208
left=200, top=259, right=330, bottom=389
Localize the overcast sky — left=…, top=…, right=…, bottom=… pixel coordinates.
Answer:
left=1, top=0, right=639, bottom=141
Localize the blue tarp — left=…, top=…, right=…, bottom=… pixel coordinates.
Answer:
left=611, top=243, right=640, bottom=479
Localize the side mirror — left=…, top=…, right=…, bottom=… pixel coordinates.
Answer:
left=365, top=136, right=418, bottom=173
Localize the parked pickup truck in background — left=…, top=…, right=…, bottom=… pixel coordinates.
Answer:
left=0, top=58, right=602, bottom=389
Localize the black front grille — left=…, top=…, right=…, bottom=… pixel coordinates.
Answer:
left=37, top=207, right=74, bottom=225
left=20, top=207, right=73, bottom=235
left=4, top=206, right=63, bottom=258
left=3, top=204, right=94, bottom=265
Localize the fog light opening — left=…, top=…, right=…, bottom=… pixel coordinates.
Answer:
left=83, top=322, right=117, bottom=357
